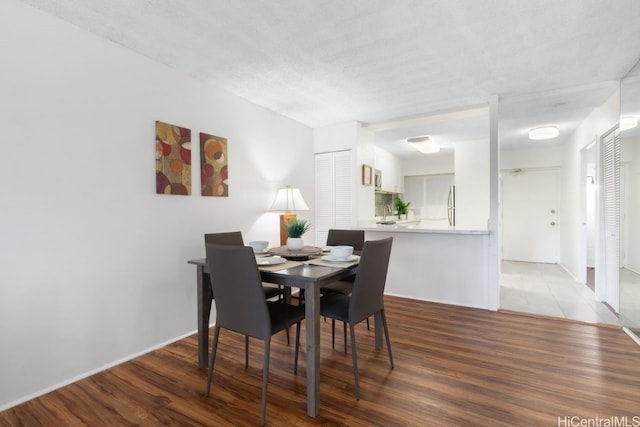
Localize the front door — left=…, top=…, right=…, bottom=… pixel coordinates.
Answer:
left=502, top=169, right=559, bottom=263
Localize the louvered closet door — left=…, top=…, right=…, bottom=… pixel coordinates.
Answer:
left=601, top=128, right=621, bottom=312
left=315, top=151, right=353, bottom=246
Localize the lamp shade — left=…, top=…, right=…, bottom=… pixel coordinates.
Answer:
left=269, top=185, right=309, bottom=213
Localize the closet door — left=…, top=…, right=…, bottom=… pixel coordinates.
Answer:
left=601, top=128, right=621, bottom=312
left=315, top=151, right=353, bottom=246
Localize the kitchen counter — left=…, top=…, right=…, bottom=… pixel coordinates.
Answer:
left=358, top=223, right=496, bottom=311
left=355, top=220, right=489, bottom=235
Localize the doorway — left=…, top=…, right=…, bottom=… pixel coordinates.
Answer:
left=499, top=167, right=618, bottom=324
left=501, top=168, right=559, bottom=263
left=583, top=143, right=597, bottom=291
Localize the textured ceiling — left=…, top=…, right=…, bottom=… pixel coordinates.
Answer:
left=17, top=0, right=640, bottom=157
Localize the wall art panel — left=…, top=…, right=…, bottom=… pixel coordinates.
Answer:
left=200, top=132, right=228, bottom=197
left=155, top=120, right=191, bottom=195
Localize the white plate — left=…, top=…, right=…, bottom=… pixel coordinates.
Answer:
left=257, top=256, right=286, bottom=265
left=321, top=255, right=359, bottom=262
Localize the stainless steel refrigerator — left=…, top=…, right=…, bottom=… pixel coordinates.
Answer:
left=404, top=173, right=455, bottom=227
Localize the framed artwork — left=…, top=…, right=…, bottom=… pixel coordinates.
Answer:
left=374, top=169, right=382, bottom=188
left=200, top=132, right=229, bottom=197
left=362, top=164, right=372, bottom=186
left=155, top=121, right=191, bottom=195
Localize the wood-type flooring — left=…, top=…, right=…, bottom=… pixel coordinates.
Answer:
left=2, top=296, right=639, bottom=426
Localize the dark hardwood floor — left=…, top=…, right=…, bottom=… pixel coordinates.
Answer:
left=2, top=296, right=639, bottom=426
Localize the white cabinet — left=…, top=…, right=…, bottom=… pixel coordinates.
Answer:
left=375, top=146, right=403, bottom=193
left=315, top=151, right=353, bottom=245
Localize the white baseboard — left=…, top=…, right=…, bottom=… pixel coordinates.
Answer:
left=0, top=329, right=197, bottom=412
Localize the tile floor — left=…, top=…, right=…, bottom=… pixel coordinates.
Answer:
left=499, top=260, right=619, bottom=325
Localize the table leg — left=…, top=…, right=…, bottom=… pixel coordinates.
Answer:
left=197, top=265, right=213, bottom=369
left=305, top=281, right=320, bottom=417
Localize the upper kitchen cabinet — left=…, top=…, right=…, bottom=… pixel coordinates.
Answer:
left=374, top=146, right=403, bottom=193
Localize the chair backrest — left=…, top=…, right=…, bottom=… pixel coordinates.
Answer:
left=326, top=229, right=365, bottom=251
left=349, top=237, right=393, bottom=323
left=205, top=243, right=271, bottom=340
left=204, top=231, right=244, bottom=246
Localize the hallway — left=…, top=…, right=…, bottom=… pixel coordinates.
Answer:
left=500, top=261, right=619, bottom=325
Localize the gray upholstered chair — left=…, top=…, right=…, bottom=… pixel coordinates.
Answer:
left=320, top=229, right=368, bottom=349
left=204, top=243, right=304, bottom=426
left=320, top=236, right=394, bottom=400
left=319, top=228, right=365, bottom=295
left=204, top=231, right=284, bottom=301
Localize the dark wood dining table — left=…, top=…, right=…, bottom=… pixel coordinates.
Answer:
left=188, top=257, right=360, bottom=418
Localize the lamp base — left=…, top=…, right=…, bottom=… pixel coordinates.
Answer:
left=279, top=213, right=296, bottom=246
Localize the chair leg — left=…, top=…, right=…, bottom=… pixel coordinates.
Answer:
left=286, top=327, right=290, bottom=345
left=366, top=317, right=370, bottom=330
left=343, top=321, right=347, bottom=354
left=261, top=339, right=271, bottom=427
left=294, top=321, right=301, bottom=374
left=245, top=335, right=250, bottom=368
left=331, top=319, right=336, bottom=349
left=380, top=309, right=394, bottom=368
left=205, top=326, right=221, bottom=397
left=349, top=322, right=361, bottom=400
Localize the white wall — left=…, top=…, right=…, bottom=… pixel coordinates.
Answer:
left=403, top=154, right=454, bottom=176
left=501, top=145, right=563, bottom=170
left=356, top=126, right=376, bottom=222
left=560, top=90, right=620, bottom=282
left=0, top=1, right=314, bottom=409
left=313, top=121, right=358, bottom=153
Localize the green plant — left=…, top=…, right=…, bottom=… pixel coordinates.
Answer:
left=395, top=197, right=411, bottom=215
left=286, top=218, right=312, bottom=238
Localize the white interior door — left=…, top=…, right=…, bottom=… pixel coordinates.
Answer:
left=502, top=169, right=559, bottom=263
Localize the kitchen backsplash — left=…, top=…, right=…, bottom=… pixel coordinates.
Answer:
left=375, top=192, right=397, bottom=217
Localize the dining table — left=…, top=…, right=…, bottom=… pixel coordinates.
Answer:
left=188, top=249, right=364, bottom=418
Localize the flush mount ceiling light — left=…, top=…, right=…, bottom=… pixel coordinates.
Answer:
left=620, top=116, right=638, bottom=131
left=529, top=126, right=559, bottom=140
left=407, top=135, right=440, bottom=154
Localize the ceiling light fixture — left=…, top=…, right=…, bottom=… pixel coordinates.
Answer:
left=620, top=116, right=638, bottom=131
left=528, top=126, right=559, bottom=140
left=407, top=135, right=440, bottom=154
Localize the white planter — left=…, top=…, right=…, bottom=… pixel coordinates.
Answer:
left=287, top=237, right=304, bottom=250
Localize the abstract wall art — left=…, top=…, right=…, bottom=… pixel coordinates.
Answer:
left=155, top=121, right=191, bottom=195
left=200, top=132, right=228, bottom=197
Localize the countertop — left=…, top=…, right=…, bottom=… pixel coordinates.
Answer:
left=354, top=220, right=489, bottom=235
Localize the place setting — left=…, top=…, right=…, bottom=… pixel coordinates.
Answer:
left=308, top=245, right=360, bottom=267
left=249, top=240, right=303, bottom=270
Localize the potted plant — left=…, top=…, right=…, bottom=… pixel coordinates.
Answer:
left=285, top=218, right=312, bottom=250
left=395, top=196, right=411, bottom=220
